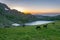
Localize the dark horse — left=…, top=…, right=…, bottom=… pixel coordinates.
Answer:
left=36, top=25, right=41, bottom=29
left=43, top=24, right=48, bottom=28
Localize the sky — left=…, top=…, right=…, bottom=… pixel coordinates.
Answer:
left=0, top=0, right=60, bottom=14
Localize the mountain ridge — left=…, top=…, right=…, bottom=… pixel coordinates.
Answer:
left=0, top=2, right=37, bottom=27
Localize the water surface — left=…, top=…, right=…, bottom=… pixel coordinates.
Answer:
left=25, top=21, right=53, bottom=25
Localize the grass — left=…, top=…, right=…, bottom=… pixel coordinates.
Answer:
left=0, top=21, right=60, bottom=40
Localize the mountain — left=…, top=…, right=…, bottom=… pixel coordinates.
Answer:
left=34, top=13, right=60, bottom=21
left=0, top=2, right=37, bottom=27
left=33, top=13, right=60, bottom=17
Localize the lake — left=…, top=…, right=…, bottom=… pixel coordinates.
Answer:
left=25, top=21, right=53, bottom=26
left=12, top=21, right=53, bottom=26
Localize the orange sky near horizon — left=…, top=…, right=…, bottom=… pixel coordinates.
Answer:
left=10, top=6, right=60, bottom=14
left=24, top=9, right=60, bottom=14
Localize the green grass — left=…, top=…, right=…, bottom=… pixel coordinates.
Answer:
left=0, top=21, right=60, bottom=40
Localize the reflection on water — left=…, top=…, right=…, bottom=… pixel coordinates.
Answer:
left=25, top=21, right=53, bottom=25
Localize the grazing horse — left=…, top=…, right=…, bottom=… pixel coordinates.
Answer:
left=52, top=22, right=55, bottom=25
left=43, top=24, right=48, bottom=28
left=36, top=25, right=41, bottom=29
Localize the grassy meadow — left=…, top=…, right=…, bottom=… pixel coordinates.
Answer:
left=0, top=21, right=60, bottom=40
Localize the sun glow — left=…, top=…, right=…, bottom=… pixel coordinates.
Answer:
left=11, top=7, right=25, bottom=12
left=10, top=6, right=60, bottom=14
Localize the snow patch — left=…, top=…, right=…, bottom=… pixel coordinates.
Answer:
left=5, top=8, right=9, bottom=10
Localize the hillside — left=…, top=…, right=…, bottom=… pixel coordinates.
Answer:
left=0, top=3, right=37, bottom=27
left=0, top=21, right=60, bottom=40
